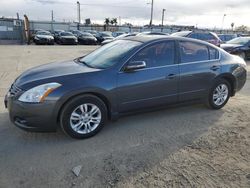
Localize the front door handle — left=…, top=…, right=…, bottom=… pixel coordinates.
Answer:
left=166, top=73, right=176, bottom=79
left=210, top=65, right=220, bottom=71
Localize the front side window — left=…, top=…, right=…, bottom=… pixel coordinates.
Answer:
left=179, top=41, right=209, bottom=63
left=130, top=41, right=175, bottom=68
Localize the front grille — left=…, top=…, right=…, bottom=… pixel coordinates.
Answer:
left=9, top=84, right=22, bottom=97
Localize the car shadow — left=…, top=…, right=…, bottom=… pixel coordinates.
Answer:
left=0, top=103, right=225, bottom=187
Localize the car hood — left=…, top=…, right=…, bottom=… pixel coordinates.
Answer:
left=79, top=36, right=96, bottom=40
left=221, top=43, right=242, bottom=51
left=36, top=35, right=54, bottom=39
left=103, top=36, right=114, bottom=40
left=15, top=60, right=98, bottom=89
left=61, top=36, right=77, bottom=39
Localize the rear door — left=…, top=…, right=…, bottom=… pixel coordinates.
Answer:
left=116, top=40, right=179, bottom=112
left=178, top=40, right=221, bottom=101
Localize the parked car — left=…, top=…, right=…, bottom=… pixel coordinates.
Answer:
left=112, top=31, right=125, bottom=37
left=33, top=31, right=54, bottom=45
left=57, top=32, right=78, bottom=45
left=139, top=31, right=169, bottom=36
left=171, top=31, right=222, bottom=46
left=218, top=34, right=237, bottom=43
left=31, top=29, right=46, bottom=40
left=70, top=30, right=83, bottom=37
left=52, top=30, right=64, bottom=43
left=101, top=33, right=138, bottom=45
left=221, top=37, right=250, bottom=60
left=95, top=32, right=114, bottom=44
left=84, top=30, right=98, bottom=37
left=4, top=36, right=247, bottom=139
left=78, top=32, right=97, bottom=45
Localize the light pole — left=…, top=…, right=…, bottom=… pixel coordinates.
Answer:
left=161, top=9, right=166, bottom=32
left=221, top=14, right=226, bottom=31
left=148, top=0, right=154, bottom=27
left=77, top=1, right=81, bottom=30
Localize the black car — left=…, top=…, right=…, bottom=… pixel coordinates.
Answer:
left=78, top=32, right=97, bottom=45
left=95, top=32, right=114, bottom=44
left=101, top=33, right=138, bottom=45
left=84, top=30, right=98, bottom=37
left=139, top=31, right=169, bottom=36
left=70, top=30, right=83, bottom=37
left=218, top=34, right=237, bottom=43
left=52, top=30, right=64, bottom=43
left=57, top=32, right=78, bottom=45
left=5, top=36, right=247, bottom=139
left=172, top=31, right=222, bottom=46
left=221, top=37, right=250, bottom=60
left=33, top=31, right=54, bottom=45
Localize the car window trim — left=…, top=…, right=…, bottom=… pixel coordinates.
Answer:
left=119, top=39, right=178, bottom=73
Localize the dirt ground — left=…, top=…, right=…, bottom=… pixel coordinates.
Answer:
left=0, top=45, right=249, bottom=188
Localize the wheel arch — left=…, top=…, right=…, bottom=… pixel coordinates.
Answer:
left=214, top=73, right=236, bottom=96
left=56, top=92, right=113, bottom=124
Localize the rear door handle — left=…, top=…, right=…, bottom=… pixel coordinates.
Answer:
left=166, top=73, right=176, bottom=79
left=210, top=65, right=220, bottom=71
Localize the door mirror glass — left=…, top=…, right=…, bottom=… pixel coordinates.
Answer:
left=125, top=61, right=146, bottom=71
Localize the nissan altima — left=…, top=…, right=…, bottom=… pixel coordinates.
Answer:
left=5, top=36, right=247, bottom=139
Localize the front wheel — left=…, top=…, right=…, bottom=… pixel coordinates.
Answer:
left=207, top=79, right=231, bottom=109
left=60, top=95, right=107, bottom=139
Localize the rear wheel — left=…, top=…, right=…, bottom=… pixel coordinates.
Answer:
left=60, top=95, right=107, bottom=139
left=207, top=79, right=231, bottom=109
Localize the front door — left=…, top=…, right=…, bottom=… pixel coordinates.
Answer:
left=116, top=40, right=179, bottom=113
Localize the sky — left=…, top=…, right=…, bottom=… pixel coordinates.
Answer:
left=1, top=0, right=250, bottom=29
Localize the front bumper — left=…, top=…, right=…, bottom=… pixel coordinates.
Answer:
left=5, top=94, right=58, bottom=132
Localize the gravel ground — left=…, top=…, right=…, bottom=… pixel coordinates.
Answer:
left=0, top=45, right=249, bottom=188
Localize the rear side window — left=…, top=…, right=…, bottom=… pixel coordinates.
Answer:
left=179, top=41, right=209, bottom=63
left=131, top=41, right=175, bottom=68
left=209, top=47, right=219, bottom=60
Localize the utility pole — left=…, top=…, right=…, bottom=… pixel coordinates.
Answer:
left=119, top=16, right=121, bottom=26
left=77, top=1, right=81, bottom=30
left=51, top=10, right=54, bottom=32
left=51, top=10, right=54, bottom=21
left=149, top=0, right=154, bottom=27
left=221, top=14, right=226, bottom=30
left=161, top=9, right=166, bottom=32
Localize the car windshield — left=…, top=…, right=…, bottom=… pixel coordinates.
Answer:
left=81, top=33, right=93, bottom=37
left=36, top=31, right=51, bottom=35
left=171, top=31, right=191, bottom=37
left=226, top=37, right=250, bottom=45
left=101, top=32, right=112, bottom=37
left=61, top=32, right=74, bottom=36
left=79, top=40, right=141, bottom=69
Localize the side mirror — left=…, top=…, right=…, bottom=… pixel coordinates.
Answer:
left=125, top=61, right=146, bottom=72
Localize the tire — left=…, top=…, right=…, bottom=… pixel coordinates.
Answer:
left=207, top=79, right=231, bottom=109
left=60, top=95, right=107, bottom=139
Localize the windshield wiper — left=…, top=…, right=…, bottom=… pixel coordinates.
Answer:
left=74, top=57, right=96, bottom=69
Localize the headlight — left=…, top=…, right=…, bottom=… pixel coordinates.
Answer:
left=18, top=82, right=61, bottom=103
left=34, top=36, right=40, bottom=40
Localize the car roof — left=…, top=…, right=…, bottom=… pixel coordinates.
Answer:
left=122, top=35, right=221, bottom=47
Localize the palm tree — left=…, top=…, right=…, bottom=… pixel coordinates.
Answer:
left=104, top=18, right=110, bottom=25
left=110, top=19, right=114, bottom=25
left=112, top=18, right=118, bottom=26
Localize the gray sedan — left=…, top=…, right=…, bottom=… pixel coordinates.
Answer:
left=5, top=36, right=247, bottom=139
